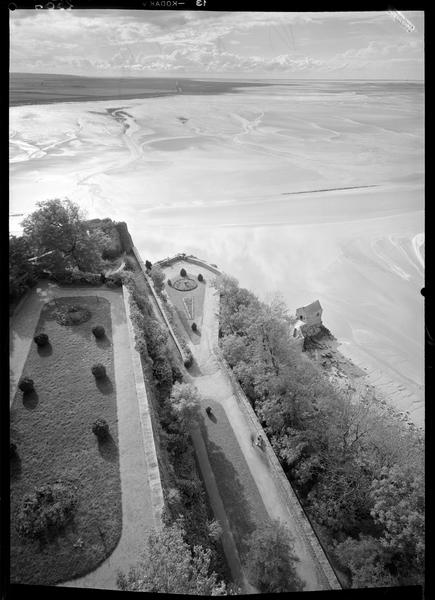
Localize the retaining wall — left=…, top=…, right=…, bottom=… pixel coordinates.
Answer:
left=214, top=349, right=342, bottom=590
left=131, top=246, right=187, bottom=364
left=122, top=285, right=165, bottom=529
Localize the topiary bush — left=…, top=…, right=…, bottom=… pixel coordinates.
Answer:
left=198, top=273, right=204, bottom=282
left=92, top=418, right=109, bottom=440
left=18, top=377, right=34, bottom=394
left=168, top=279, right=172, bottom=287
left=180, top=268, right=187, bottom=277
left=34, top=333, right=49, bottom=347
left=192, top=322, right=198, bottom=332
left=92, top=325, right=105, bottom=339
left=91, top=363, right=106, bottom=379
left=15, top=481, right=78, bottom=540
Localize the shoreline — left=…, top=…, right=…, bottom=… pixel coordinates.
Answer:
left=306, top=332, right=424, bottom=430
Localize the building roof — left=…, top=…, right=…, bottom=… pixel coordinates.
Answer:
left=296, top=299, right=322, bottom=315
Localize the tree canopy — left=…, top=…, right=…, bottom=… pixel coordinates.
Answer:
left=117, top=521, right=226, bottom=595
left=245, top=520, right=303, bottom=593
left=20, top=198, right=109, bottom=274
left=169, top=382, right=202, bottom=427
left=217, top=273, right=425, bottom=589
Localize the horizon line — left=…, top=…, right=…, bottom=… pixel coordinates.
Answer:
left=10, top=71, right=424, bottom=83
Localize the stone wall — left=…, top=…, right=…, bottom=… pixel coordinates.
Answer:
left=131, top=246, right=187, bottom=364
left=122, top=285, right=164, bottom=529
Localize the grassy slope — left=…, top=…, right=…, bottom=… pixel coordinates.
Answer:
left=10, top=296, right=122, bottom=585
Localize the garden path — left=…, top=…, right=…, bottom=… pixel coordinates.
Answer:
left=10, top=281, right=155, bottom=590
left=162, top=260, right=334, bottom=591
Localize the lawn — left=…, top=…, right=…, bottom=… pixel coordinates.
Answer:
left=10, top=296, right=122, bottom=585
left=200, top=404, right=270, bottom=561
left=165, top=273, right=206, bottom=345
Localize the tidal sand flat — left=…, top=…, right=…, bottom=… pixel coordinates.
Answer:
left=9, top=79, right=424, bottom=425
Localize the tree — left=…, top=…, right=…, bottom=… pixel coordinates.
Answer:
left=117, top=522, right=226, bottom=595
left=245, top=520, right=303, bottom=593
left=150, top=264, right=165, bottom=294
left=370, top=464, right=424, bottom=579
left=334, top=535, right=398, bottom=588
left=21, top=199, right=105, bottom=273
left=9, top=235, right=36, bottom=300
left=145, top=260, right=152, bottom=271
left=221, top=334, right=248, bottom=367
left=169, top=383, right=202, bottom=427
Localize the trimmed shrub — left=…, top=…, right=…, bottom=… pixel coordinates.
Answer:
left=34, top=333, right=49, bottom=347
left=168, top=279, right=172, bottom=287
left=92, top=418, right=109, bottom=440
left=15, top=481, right=78, bottom=540
left=92, top=325, right=105, bottom=339
left=198, top=273, right=204, bottom=282
left=180, top=268, right=187, bottom=277
left=91, top=363, right=106, bottom=379
left=192, top=322, right=198, bottom=332
left=18, top=377, right=34, bottom=394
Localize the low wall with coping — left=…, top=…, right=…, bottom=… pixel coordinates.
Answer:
left=214, top=349, right=342, bottom=591
left=131, top=247, right=187, bottom=364
left=157, top=254, right=222, bottom=276
left=122, top=284, right=164, bottom=529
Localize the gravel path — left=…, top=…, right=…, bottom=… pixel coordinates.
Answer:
left=10, top=281, right=155, bottom=589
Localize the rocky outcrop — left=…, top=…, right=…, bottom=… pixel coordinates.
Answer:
left=302, top=324, right=335, bottom=351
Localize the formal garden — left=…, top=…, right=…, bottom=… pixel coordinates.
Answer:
left=10, top=295, right=122, bottom=585
left=164, top=268, right=206, bottom=344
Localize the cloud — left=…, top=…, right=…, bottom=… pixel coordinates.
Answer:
left=10, top=10, right=424, bottom=79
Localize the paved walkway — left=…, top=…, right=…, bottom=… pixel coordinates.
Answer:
left=162, top=261, right=337, bottom=591
left=10, top=282, right=156, bottom=589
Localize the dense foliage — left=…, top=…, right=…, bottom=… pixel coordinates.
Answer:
left=9, top=199, right=125, bottom=305
left=15, top=481, right=78, bottom=540
left=245, top=520, right=303, bottom=592
left=21, top=199, right=109, bottom=274
left=217, top=275, right=424, bottom=589
left=117, top=521, right=226, bottom=595
left=9, top=235, right=37, bottom=303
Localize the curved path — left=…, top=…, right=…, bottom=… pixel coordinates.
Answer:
left=10, top=281, right=156, bottom=589
left=161, top=260, right=340, bottom=591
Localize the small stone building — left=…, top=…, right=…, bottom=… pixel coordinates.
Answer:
left=295, top=300, right=323, bottom=327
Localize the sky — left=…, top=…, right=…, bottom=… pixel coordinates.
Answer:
left=10, top=10, right=424, bottom=80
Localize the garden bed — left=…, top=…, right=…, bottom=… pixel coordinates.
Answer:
left=10, top=295, right=122, bottom=585
left=165, top=272, right=205, bottom=345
